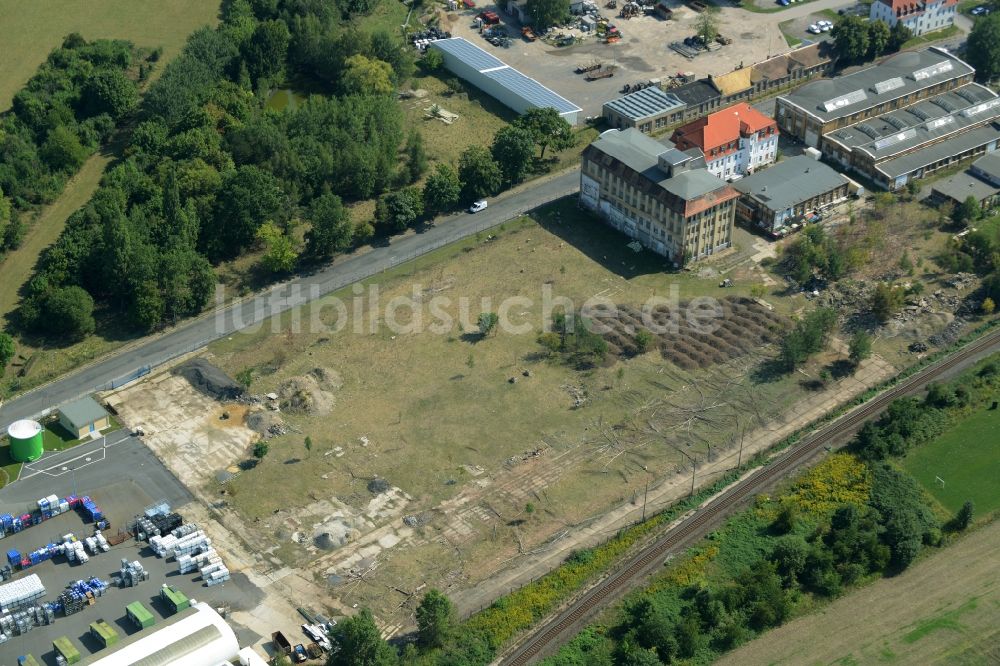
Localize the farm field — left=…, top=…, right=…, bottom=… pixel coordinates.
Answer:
left=0, top=0, right=222, bottom=110
left=717, top=518, right=1000, bottom=666
left=901, top=405, right=1000, bottom=516
left=193, top=202, right=897, bottom=622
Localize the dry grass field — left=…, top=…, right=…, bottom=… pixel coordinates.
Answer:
left=717, top=519, right=1000, bottom=666
left=0, top=0, right=222, bottom=110
left=198, top=206, right=901, bottom=621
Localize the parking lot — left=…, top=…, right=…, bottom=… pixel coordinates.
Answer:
left=443, top=2, right=790, bottom=117
left=0, top=436, right=264, bottom=665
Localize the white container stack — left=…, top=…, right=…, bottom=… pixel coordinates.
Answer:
left=84, top=536, right=99, bottom=555
left=205, top=566, right=230, bottom=586
left=148, top=533, right=178, bottom=558
left=0, top=574, right=45, bottom=612
left=176, top=547, right=217, bottom=574
left=199, top=559, right=224, bottom=578
left=96, top=533, right=109, bottom=552
left=119, top=558, right=149, bottom=587
left=167, top=531, right=210, bottom=559
left=171, top=523, right=199, bottom=539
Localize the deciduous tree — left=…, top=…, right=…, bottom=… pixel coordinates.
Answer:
left=0, top=332, right=15, bottom=375
left=327, top=609, right=397, bottom=666
left=870, top=282, right=905, bottom=323
left=256, top=221, right=298, bottom=273
left=849, top=330, right=873, bottom=365
left=415, top=590, right=454, bottom=648
left=342, top=54, right=394, bottom=95
left=967, top=14, right=1000, bottom=82
left=525, top=0, right=570, bottom=30
left=491, top=125, right=535, bottom=185
left=867, top=19, right=891, bottom=58
left=305, top=193, right=354, bottom=260
left=832, top=15, right=871, bottom=63
left=514, top=107, right=574, bottom=158
left=458, top=146, right=502, bottom=201
left=422, top=163, right=461, bottom=215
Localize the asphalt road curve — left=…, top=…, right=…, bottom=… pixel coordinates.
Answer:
left=0, top=170, right=581, bottom=431
left=500, top=327, right=1000, bottom=666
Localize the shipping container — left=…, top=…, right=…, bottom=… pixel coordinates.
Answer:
left=53, top=636, right=81, bottom=664
left=160, top=584, right=190, bottom=614
left=90, top=619, right=119, bottom=647
left=126, top=601, right=155, bottom=629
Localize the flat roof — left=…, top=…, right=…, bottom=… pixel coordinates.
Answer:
left=779, top=47, right=973, bottom=123
left=825, top=84, right=999, bottom=161
left=59, top=396, right=108, bottom=429
left=733, top=156, right=849, bottom=212
left=431, top=38, right=580, bottom=116
left=603, top=86, right=686, bottom=121
left=876, top=123, right=1000, bottom=179
left=671, top=80, right=720, bottom=107
left=931, top=171, right=999, bottom=202
left=972, top=151, right=1000, bottom=180
left=586, top=128, right=733, bottom=203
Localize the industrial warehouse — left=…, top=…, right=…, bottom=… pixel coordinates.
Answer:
left=428, top=37, right=581, bottom=124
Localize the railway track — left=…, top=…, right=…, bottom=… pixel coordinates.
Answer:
left=500, top=328, right=1000, bottom=666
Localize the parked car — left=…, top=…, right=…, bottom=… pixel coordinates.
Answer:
left=808, top=23, right=821, bottom=33
left=971, top=5, right=987, bottom=14
left=469, top=199, right=488, bottom=213
left=777, top=0, right=789, bottom=6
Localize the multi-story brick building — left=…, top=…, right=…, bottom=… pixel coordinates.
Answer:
left=670, top=103, right=779, bottom=180
left=579, top=129, right=739, bottom=264
left=869, top=0, right=957, bottom=36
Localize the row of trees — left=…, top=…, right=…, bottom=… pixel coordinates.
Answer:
left=831, top=16, right=912, bottom=65
left=373, top=107, right=575, bottom=233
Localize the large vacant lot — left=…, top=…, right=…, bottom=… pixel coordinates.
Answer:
left=718, top=519, right=1000, bottom=666
left=0, top=0, right=221, bottom=110
left=187, top=204, right=893, bottom=623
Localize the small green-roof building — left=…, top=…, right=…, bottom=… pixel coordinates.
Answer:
left=160, top=584, right=190, bottom=614
left=53, top=636, right=81, bottom=664
left=90, top=619, right=119, bottom=648
left=126, top=600, right=155, bottom=629
left=58, top=396, right=110, bottom=439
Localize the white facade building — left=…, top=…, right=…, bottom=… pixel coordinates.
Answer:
left=670, top=103, right=779, bottom=181
left=869, top=0, right=958, bottom=36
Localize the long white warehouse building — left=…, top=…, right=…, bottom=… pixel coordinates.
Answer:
left=429, top=37, right=581, bottom=124
left=82, top=601, right=266, bottom=666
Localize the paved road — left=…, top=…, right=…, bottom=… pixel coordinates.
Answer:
left=0, top=170, right=581, bottom=431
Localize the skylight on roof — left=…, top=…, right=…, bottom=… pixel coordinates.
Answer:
left=909, top=107, right=931, bottom=120
left=822, top=89, right=867, bottom=113
left=873, top=128, right=917, bottom=151
left=855, top=123, right=881, bottom=139
left=961, top=98, right=1000, bottom=118
left=872, top=77, right=904, bottom=94
left=925, top=116, right=955, bottom=131
left=884, top=115, right=908, bottom=130
left=911, top=61, right=954, bottom=81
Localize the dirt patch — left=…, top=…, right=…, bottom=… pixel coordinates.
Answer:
left=246, top=410, right=287, bottom=437
left=278, top=367, right=342, bottom=415
left=173, top=358, right=244, bottom=400
left=592, top=297, right=790, bottom=369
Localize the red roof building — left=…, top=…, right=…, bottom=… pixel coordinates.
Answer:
left=869, top=0, right=957, bottom=36
left=670, top=103, right=779, bottom=180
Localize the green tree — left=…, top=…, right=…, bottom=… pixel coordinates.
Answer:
left=422, top=48, right=444, bottom=70
left=515, top=107, right=574, bottom=158
left=870, top=283, right=905, bottom=323
left=38, top=286, right=96, bottom=340
left=832, top=15, right=871, bottom=63
left=422, top=163, right=461, bottom=215
left=42, top=126, right=89, bottom=171
left=772, top=505, right=797, bottom=534
left=967, top=14, right=1000, bottom=82
left=305, top=193, right=354, bottom=260
left=208, top=165, right=285, bottom=260
left=0, top=332, right=14, bottom=375
left=525, top=0, right=570, bottom=30
left=404, top=129, right=428, bottom=183
left=478, top=311, right=499, bottom=337
left=242, top=19, right=291, bottom=85
left=342, top=54, right=395, bottom=96
left=253, top=441, right=270, bottom=459
left=695, top=6, right=720, bottom=45
left=633, top=328, right=654, bottom=354
left=952, top=195, right=982, bottom=226
left=375, top=187, right=424, bottom=233
left=954, top=500, right=974, bottom=530
left=236, top=367, right=254, bottom=388
left=983, top=296, right=996, bottom=315
left=888, top=22, right=912, bottom=51
left=867, top=19, right=891, bottom=58
left=458, top=146, right=502, bottom=201
left=491, top=125, right=535, bottom=185
left=415, top=589, right=454, bottom=648
left=327, top=609, right=397, bottom=666
left=256, top=221, right=298, bottom=273
left=83, top=69, right=139, bottom=120
left=849, top=330, right=873, bottom=365
left=780, top=307, right=837, bottom=369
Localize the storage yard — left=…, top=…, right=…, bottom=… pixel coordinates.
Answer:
left=441, top=2, right=790, bottom=117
